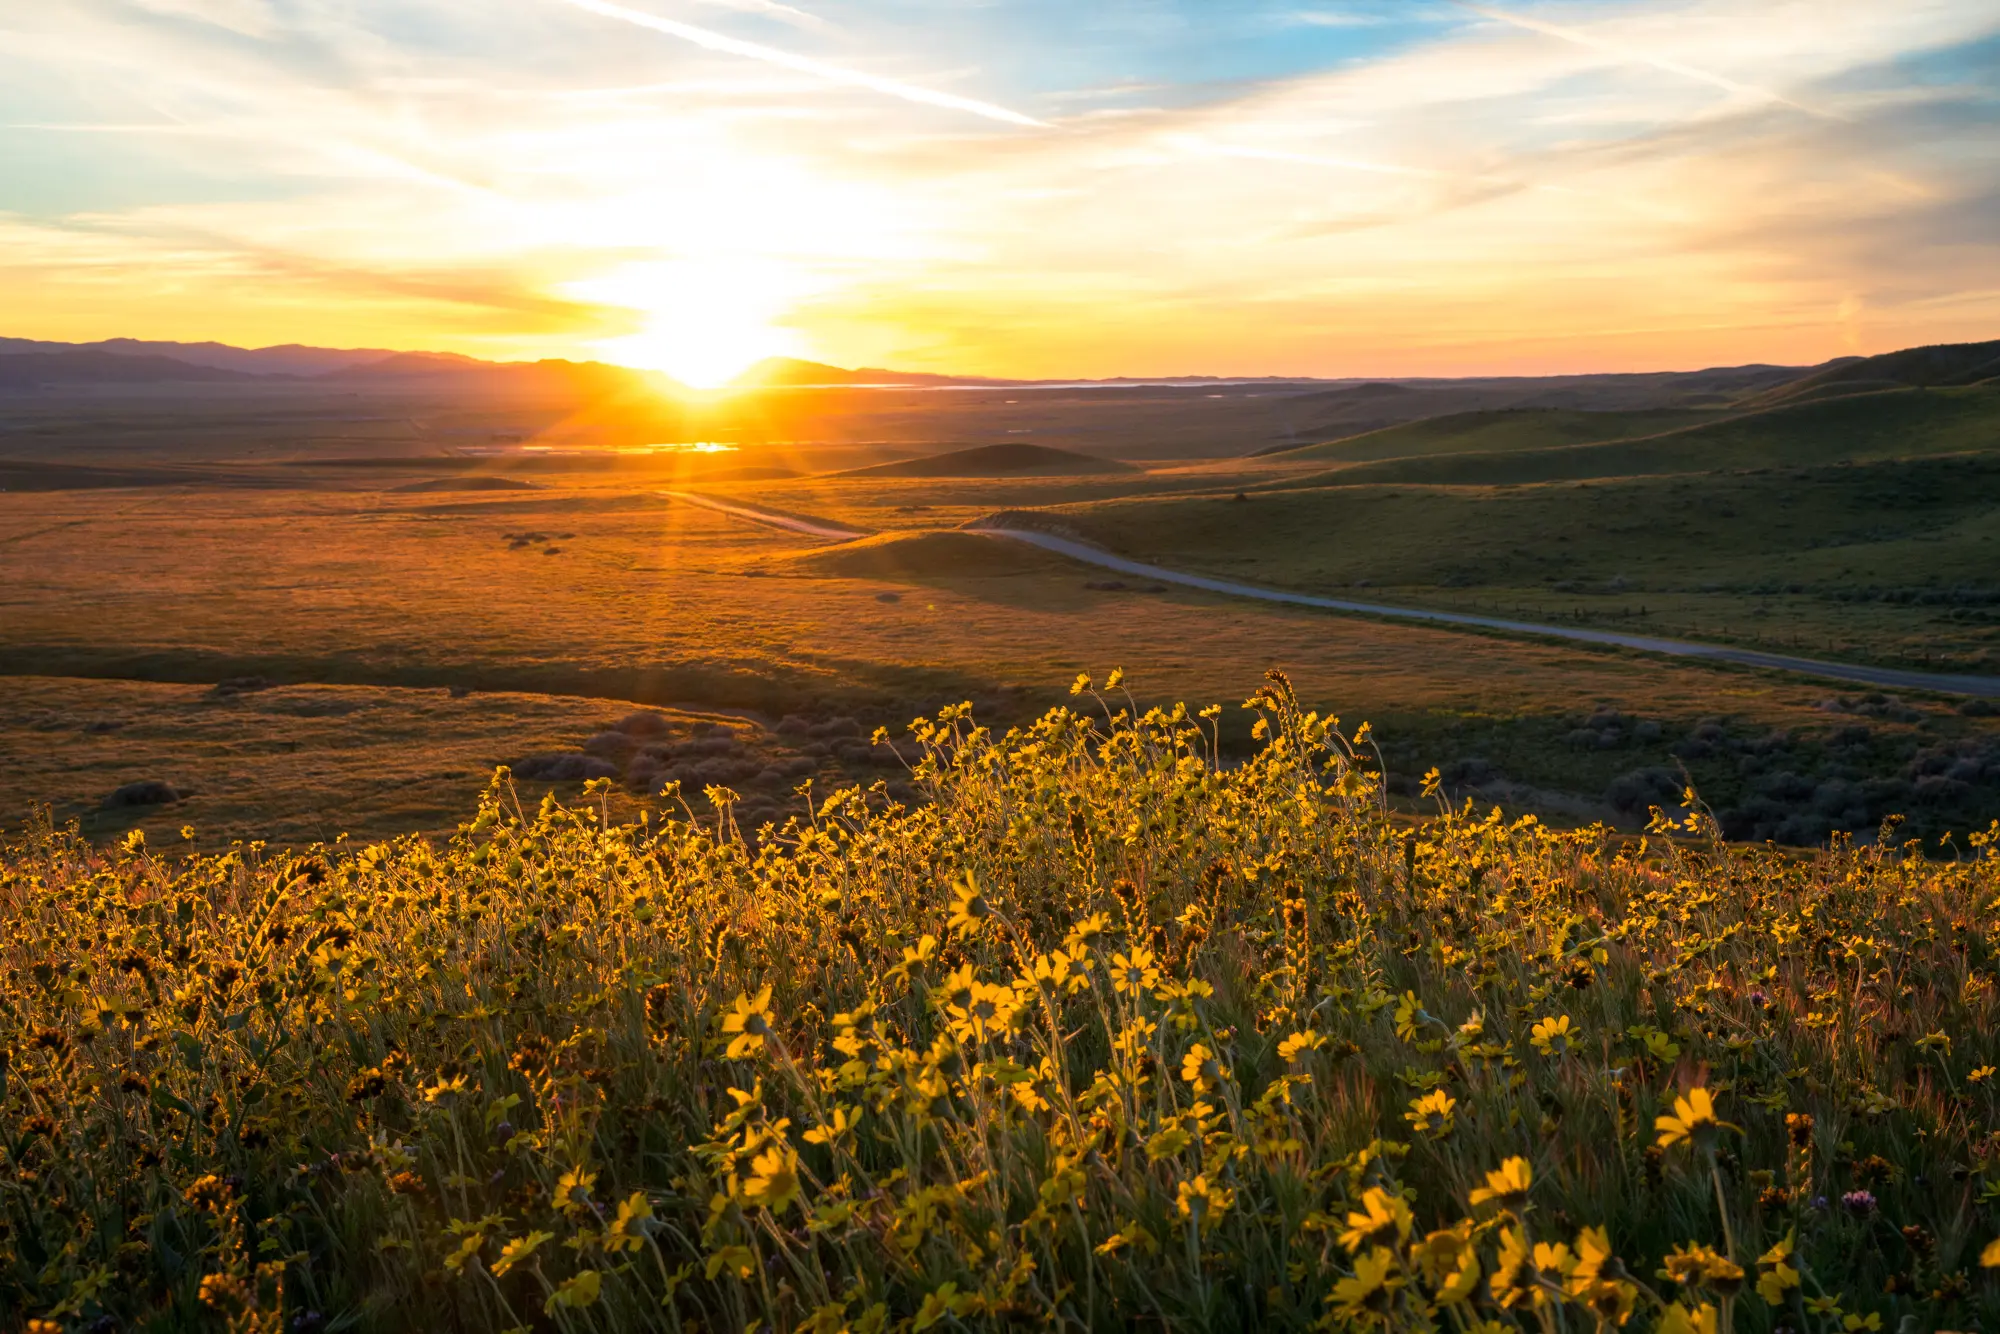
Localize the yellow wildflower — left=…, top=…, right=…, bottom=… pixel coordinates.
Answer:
left=1569, top=1226, right=1639, bottom=1327
left=1656, top=1303, right=1719, bottom=1334
left=721, top=985, right=776, bottom=1059
left=1180, top=1043, right=1226, bottom=1094
left=490, top=1229, right=553, bottom=1278
left=1756, top=1231, right=1801, bottom=1303
left=1176, top=1175, right=1234, bottom=1225
left=1530, top=1015, right=1575, bottom=1057
left=1109, top=946, right=1161, bottom=997
left=1404, top=1089, right=1456, bottom=1136
left=1469, top=1156, right=1532, bottom=1212
left=1279, top=1029, right=1327, bottom=1062
left=742, top=1143, right=802, bottom=1212
left=1659, top=1243, right=1742, bottom=1294
left=545, top=1269, right=602, bottom=1312
left=1331, top=1248, right=1405, bottom=1320
left=1490, top=1227, right=1536, bottom=1309
left=947, top=979, right=1020, bottom=1044
left=1656, top=1087, right=1733, bottom=1151
left=946, top=873, right=991, bottom=938
left=1411, top=1224, right=1480, bottom=1305
left=555, top=1164, right=596, bottom=1215
left=1339, top=1186, right=1414, bottom=1255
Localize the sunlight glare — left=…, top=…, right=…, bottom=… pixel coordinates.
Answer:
left=574, top=259, right=804, bottom=388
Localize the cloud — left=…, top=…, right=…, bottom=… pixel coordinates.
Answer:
left=127, top=0, right=280, bottom=39
left=548, top=0, right=1049, bottom=128
left=1445, top=0, right=1837, bottom=119
left=682, top=0, right=830, bottom=31
left=0, top=0, right=1995, bottom=374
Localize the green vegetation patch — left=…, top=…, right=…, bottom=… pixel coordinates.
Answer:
left=1321, top=385, right=2000, bottom=487
left=1050, top=450, right=2000, bottom=673
left=1269, top=407, right=1720, bottom=466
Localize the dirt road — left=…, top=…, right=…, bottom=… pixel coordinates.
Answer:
left=972, top=525, right=2000, bottom=700
left=658, top=490, right=866, bottom=540
left=654, top=490, right=2000, bottom=699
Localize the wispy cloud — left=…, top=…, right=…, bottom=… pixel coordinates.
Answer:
left=1446, top=0, right=1837, bottom=119
left=549, top=0, right=1049, bottom=128
left=682, top=0, right=830, bottom=33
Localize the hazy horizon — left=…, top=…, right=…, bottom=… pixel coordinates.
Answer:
left=2, top=328, right=1894, bottom=385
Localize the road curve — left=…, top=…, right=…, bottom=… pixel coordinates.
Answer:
left=658, top=490, right=867, bottom=540
left=971, top=525, right=2000, bottom=700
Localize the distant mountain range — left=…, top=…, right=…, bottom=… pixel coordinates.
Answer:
left=0, top=337, right=689, bottom=394
left=2, top=335, right=1995, bottom=406
left=0, top=336, right=399, bottom=377
left=0, top=339, right=983, bottom=393
left=731, top=357, right=1014, bottom=388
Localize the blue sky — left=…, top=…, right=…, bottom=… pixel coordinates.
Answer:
left=2, top=0, right=1996, bottom=381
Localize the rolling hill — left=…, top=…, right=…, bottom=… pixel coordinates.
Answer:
left=1261, top=406, right=1722, bottom=465
left=1293, top=384, right=2000, bottom=488
left=835, top=442, right=1139, bottom=478
left=1753, top=338, right=2000, bottom=406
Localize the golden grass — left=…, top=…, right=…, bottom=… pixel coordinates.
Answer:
left=0, top=677, right=776, bottom=850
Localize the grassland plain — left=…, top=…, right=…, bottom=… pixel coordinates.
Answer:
left=9, top=477, right=1997, bottom=846
left=3, top=677, right=2000, bottom=1333
left=1019, top=453, right=2000, bottom=675
left=0, top=677, right=902, bottom=851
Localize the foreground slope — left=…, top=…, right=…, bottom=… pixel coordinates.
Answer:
left=3, top=681, right=1996, bottom=1331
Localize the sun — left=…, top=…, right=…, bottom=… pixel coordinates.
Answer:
left=571, top=259, right=804, bottom=389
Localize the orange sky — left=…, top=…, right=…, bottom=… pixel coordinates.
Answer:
left=3, top=1, right=1997, bottom=384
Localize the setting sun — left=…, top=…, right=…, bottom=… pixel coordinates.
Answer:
left=575, top=259, right=804, bottom=388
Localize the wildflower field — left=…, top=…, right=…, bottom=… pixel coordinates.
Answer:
left=5, top=673, right=2000, bottom=1334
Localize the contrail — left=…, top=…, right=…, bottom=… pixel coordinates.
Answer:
left=1448, top=0, right=1835, bottom=120
left=552, top=0, right=1048, bottom=128
left=686, top=0, right=830, bottom=32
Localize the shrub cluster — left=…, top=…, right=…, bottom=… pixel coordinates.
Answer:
left=3, top=673, right=2000, bottom=1332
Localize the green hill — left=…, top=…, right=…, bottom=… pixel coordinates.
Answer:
left=1263, top=406, right=1720, bottom=465
left=1305, top=384, right=2000, bottom=487
left=835, top=442, right=1137, bottom=479
left=1754, top=338, right=2000, bottom=406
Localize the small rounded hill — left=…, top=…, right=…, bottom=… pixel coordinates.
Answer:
left=835, top=443, right=1137, bottom=479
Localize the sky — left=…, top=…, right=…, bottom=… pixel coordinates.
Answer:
left=1, top=1, right=1997, bottom=385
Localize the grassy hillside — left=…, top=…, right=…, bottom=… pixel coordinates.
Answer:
left=4, top=681, right=1997, bottom=1332
left=1754, top=338, right=2000, bottom=406
left=1050, top=450, right=2000, bottom=677
left=1266, top=407, right=1720, bottom=465
left=837, top=443, right=1137, bottom=479
left=1313, top=385, right=2000, bottom=487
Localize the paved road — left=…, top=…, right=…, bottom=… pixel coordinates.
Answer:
left=971, top=525, right=2000, bottom=700
left=657, top=490, right=867, bottom=540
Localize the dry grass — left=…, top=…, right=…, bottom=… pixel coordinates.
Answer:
left=4, top=477, right=1992, bottom=846
left=0, top=677, right=787, bottom=849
